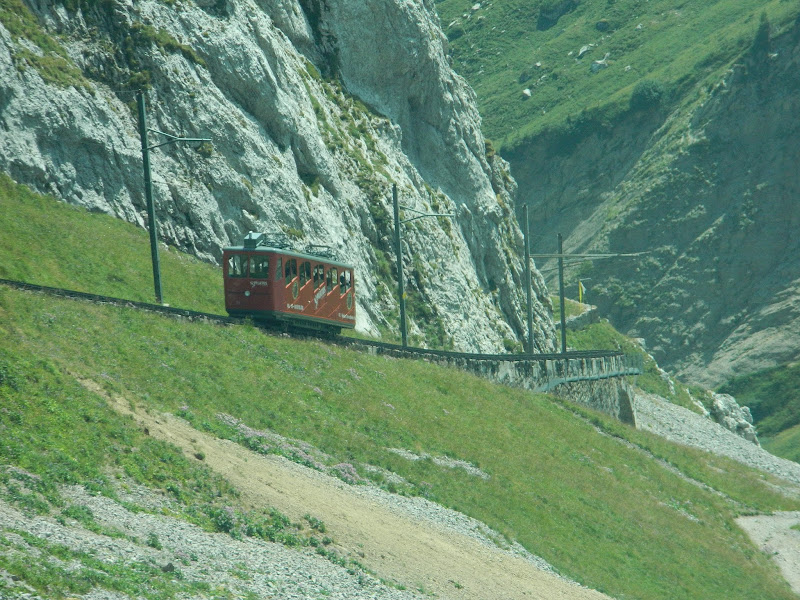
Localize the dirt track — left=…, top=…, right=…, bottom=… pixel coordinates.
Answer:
left=100, top=385, right=611, bottom=600
left=737, top=512, right=800, bottom=596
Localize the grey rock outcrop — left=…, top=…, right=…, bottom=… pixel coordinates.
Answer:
left=0, top=0, right=556, bottom=352
left=709, top=392, right=759, bottom=445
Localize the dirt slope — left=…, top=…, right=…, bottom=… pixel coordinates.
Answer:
left=100, top=385, right=611, bottom=600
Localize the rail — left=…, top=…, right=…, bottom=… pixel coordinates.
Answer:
left=0, top=278, right=642, bottom=389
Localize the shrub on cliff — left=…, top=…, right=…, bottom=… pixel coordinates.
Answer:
left=629, top=79, right=666, bottom=111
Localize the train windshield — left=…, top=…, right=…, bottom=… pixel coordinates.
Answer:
left=250, top=256, right=269, bottom=279
left=228, top=254, right=248, bottom=278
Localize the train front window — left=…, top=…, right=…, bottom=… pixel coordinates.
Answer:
left=228, top=254, right=248, bottom=278
left=251, top=256, right=269, bottom=279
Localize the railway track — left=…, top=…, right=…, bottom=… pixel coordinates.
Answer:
left=0, top=277, right=640, bottom=373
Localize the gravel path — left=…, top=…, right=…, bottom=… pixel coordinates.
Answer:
left=736, top=511, right=800, bottom=595
left=107, top=395, right=610, bottom=600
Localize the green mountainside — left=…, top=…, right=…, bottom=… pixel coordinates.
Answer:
left=434, top=0, right=800, bottom=449
left=436, top=0, right=799, bottom=150
left=2, top=179, right=800, bottom=598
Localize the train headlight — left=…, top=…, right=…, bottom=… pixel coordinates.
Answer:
left=244, top=290, right=251, bottom=297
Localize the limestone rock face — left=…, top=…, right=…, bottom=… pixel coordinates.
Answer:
left=0, top=0, right=555, bottom=352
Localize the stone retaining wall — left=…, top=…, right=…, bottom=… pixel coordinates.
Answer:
left=375, top=348, right=638, bottom=426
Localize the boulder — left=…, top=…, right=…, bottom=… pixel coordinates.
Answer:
left=709, top=393, right=760, bottom=445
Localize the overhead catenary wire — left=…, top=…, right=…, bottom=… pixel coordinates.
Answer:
left=530, top=250, right=650, bottom=274
left=528, top=251, right=650, bottom=259
left=536, top=261, right=591, bottom=274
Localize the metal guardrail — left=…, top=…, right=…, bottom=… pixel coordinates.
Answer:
left=534, top=364, right=643, bottom=393
left=0, top=278, right=642, bottom=389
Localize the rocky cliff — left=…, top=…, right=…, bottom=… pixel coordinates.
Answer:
left=510, top=18, right=800, bottom=385
left=0, top=0, right=556, bottom=352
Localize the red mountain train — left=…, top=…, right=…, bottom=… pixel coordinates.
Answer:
left=223, top=232, right=355, bottom=334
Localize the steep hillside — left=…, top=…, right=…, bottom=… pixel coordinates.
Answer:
left=2, top=179, right=800, bottom=600
left=436, top=0, right=800, bottom=386
left=0, top=0, right=555, bottom=352
left=514, top=18, right=800, bottom=387
left=436, top=0, right=798, bottom=148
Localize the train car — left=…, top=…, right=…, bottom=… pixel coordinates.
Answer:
left=223, top=232, right=355, bottom=334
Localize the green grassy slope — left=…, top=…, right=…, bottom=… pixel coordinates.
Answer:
left=2, top=179, right=799, bottom=599
left=763, top=424, right=800, bottom=464
left=435, top=0, right=800, bottom=150
left=0, top=173, right=223, bottom=313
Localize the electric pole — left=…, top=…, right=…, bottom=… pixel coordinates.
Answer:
left=136, top=90, right=211, bottom=305
left=391, top=183, right=454, bottom=349
left=523, top=204, right=534, bottom=354
left=392, top=183, right=408, bottom=347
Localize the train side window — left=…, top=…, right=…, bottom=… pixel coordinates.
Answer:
left=250, top=256, right=269, bottom=279
left=299, top=261, right=311, bottom=287
left=313, top=264, right=324, bottom=289
left=343, top=270, right=352, bottom=291
left=285, top=258, right=297, bottom=285
left=275, top=258, right=282, bottom=281
left=228, top=254, right=248, bottom=278
left=339, top=271, right=351, bottom=294
left=327, top=267, right=337, bottom=293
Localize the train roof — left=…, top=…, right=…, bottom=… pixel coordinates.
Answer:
left=223, top=232, right=353, bottom=269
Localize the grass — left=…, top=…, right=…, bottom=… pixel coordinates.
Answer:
left=550, top=294, right=588, bottom=321
left=0, top=173, right=223, bottom=313
left=1, top=177, right=799, bottom=600
left=3, top=289, right=798, bottom=599
left=435, top=0, right=800, bottom=150
left=762, top=424, right=800, bottom=464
